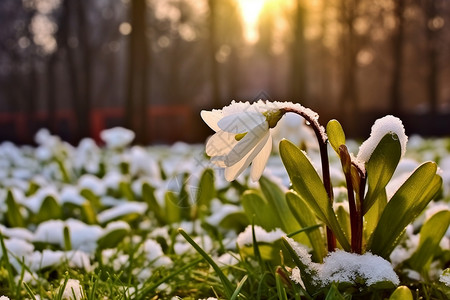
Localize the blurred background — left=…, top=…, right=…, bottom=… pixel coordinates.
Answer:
left=0, top=0, right=449, bottom=145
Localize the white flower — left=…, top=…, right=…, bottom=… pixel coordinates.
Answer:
left=61, top=279, right=84, bottom=300
left=100, top=127, right=135, bottom=149
left=201, top=101, right=283, bottom=181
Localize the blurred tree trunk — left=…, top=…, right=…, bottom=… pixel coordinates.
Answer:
left=421, top=0, right=441, bottom=114
left=338, top=0, right=359, bottom=127
left=125, top=0, right=150, bottom=144
left=208, top=0, right=221, bottom=107
left=76, top=1, right=93, bottom=140
left=389, top=0, right=405, bottom=115
left=290, top=0, right=307, bottom=104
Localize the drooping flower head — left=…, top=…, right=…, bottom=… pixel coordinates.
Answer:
left=201, top=100, right=285, bottom=181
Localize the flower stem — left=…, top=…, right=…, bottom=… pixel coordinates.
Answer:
left=339, top=145, right=361, bottom=253
left=281, top=107, right=336, bottom=251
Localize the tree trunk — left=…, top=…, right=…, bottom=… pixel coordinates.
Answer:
left=389, top=0, right=405, bottom=115
left=290, top=0, right=307, bottom=104
left=125, top=0, right=150, bottom=144
left=208, top=0, right=221, bottom=107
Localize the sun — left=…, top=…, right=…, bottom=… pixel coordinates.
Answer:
left=236, top=0, right=274, bottom=43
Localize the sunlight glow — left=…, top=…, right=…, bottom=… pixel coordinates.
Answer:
left=237, top=0, right=274, bottom=43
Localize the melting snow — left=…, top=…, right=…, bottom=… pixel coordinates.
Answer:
left=357, top=115, right=408, bottom=164
left=236, top=225, right=286, bottom=248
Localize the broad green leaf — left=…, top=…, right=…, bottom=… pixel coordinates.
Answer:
left=119, top=182, right=134, bottom=201
left=364, top=190, right=387, bottom=240
left=242, top=191, right=280, bottom=231
left=286, top=191, right=326, bottom=262
left=326, top=120, right=346, bottom=156
left=165, top=191, right=181, bottom=224
left=389, top=286, right=413, bottom=300
left=363, top=134, right=401, bottom=215
left=280, top=139, right=350, bottom=251
left=219, top=211, right=249, bottom=232
left=260, top=176, right=301, bottom=235
left=368, top=162, right=441, bottom=258
left=37, top=196, right=61, bottom=223
left=196, top=168, right=215, bottom=209
left=97, top=228, right=128, bottom=250
left=6, top=190, right=25, bottom=228
left=81, top=201, right=97, bottom=224
left=142, top=183, right=164, bottom=224
left=26, top=182, right=40, bottom=197
left=407, top=210, right=450, bottom=272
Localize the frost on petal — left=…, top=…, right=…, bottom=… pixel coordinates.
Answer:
left=200, top=110, right=222, bottom=132
left=320, top=250, right=399, bottom=286
left=236, top=225, right=286, bottom=248
left=218, top=111, right=266, bottom=133
left=250, top=134, right=272, bottom=181
left=357, top=115, right=408, bottom=163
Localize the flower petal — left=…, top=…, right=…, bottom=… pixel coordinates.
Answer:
left=218, top=112, right=266, bottom=133
left=201, top=110, right=222, bottom=132
left=250, top=134, right=272, bottom=181
left=224, top=131, right=270, bottom=181
left=205, top=131, right=237, bottom=157
left=224, top=122, right=268, bottom=166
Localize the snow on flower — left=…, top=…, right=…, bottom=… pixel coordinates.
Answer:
left=357, top=115, right=408, bottom=164
left=202, top=100, right=325, bottom=181
left=439, top=268, right=450, bottom=286
left=236, top=225, right=286, bottom=247
left=61, top=278, right=84, bottom=300
left=100, top=127, right=135, bottom=149
left=201, top=102, right=274, bottom=181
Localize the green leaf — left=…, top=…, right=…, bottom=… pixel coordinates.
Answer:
left=368, top=162, right=442, bottom=258
left=63, top=225, right=72, bottom=251
left=142, top=183, right=164, bottom=224
left=119, top=181, right=134, bottom=201
left=363, top=134, right=402, bottom=215
left=178, top=228, right=234, bottom=298
left=196, top=168, right=215, bottom=209
left=280, top=139, right=350, bottom=251
left=276, top=271, right=288, bottom=300
left=242, top=191, right=280, bottom=231
left=81, top=201, right=97, bottom=224
left=230, top=275, right=248, bottom=300
left=80, top=188, right=101, bottom=209
left=37, top=196, right=61, bottom=223
left=97, top=228, right=129, bottom=250
left=389, top=286, right=413, bottom=300
left=281, top=236, right=319, bottom=293
left=363, top=190, right=387, bottom=240
left=260, top=176, right=302, bottom=235
left=165, top=191, right=181, bottom=224
left=326, top=120, right=346, bottom=156
left=325, top=283, right=346, bottom=300
left=6, top=190, right=25, bottom=227
left=286, top=191, right=326, bottom=262
left=407, top=210, right=450, bottom=272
